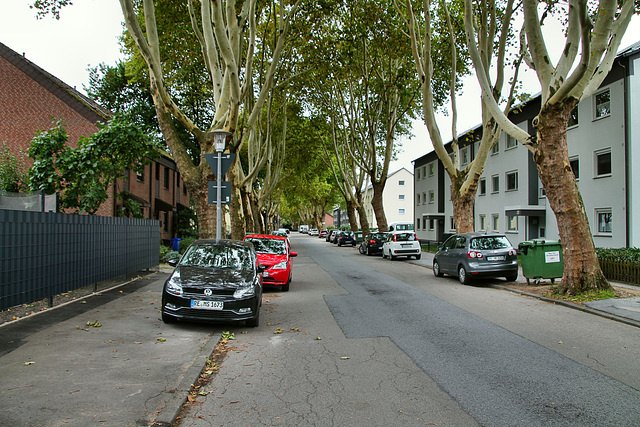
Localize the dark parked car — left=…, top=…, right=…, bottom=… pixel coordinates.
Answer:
left=161, top=239, right=264, bottom=327
left=358, top=232, right=388, bottom=256
left=330, top=230, right=342, bottom=244
left=337, top=231, right=356, bottom=246
left=433, top=232, right=518, bottom=284
left=326, top=229, right=338, bottom=242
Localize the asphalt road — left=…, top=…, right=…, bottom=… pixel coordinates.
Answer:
left=177, top=234, right=640, bottom=426
left=1, top=233, right=639, bottom=426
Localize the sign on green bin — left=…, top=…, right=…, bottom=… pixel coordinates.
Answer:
left=518, top=239, right=563, bottom=285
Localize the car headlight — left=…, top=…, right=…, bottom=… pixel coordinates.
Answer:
left=166, top=274, right=183, bottom=296
left=233, top=284, right=256, bottom=299
left=271, top=261, right=287, bottom=270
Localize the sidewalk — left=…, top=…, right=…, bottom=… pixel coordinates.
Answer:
left=0, top=269, right=218, bottom=427
left=408, top=251, right=640, bottom=328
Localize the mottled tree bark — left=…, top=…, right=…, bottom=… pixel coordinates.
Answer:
left=533, top=100, right=610, bottom=294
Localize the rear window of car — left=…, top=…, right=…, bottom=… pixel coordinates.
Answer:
left=470, top=236, right=511, bottom=250
left=395, top=233, right=416, bottom=242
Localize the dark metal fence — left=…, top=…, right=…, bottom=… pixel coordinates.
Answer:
left=0, top=210, right=160, bottom=311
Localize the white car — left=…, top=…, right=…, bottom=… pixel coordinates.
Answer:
left=309, top=228, right=319, bottom=236
left=382, top=231, right=421, bottom=260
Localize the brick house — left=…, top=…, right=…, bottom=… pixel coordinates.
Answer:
left=0, top=41, right=189, bottom=242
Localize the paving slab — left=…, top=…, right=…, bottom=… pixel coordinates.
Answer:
left=584, top=297, right=640, bottom=322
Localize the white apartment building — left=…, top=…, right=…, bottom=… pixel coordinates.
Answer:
left=414, top=41, right=640, bottom=249
left=361, top=168, right=414, bottom=230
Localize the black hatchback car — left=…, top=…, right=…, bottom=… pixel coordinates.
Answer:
left=337, top=231, right=356, bottom=246
left=358, top=232, right=388, bottom=255
left=433, top=232, right=518, bottom=284
left=161, top=239, right=264, bottom=327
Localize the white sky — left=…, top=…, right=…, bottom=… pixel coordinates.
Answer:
left=1, top=1, right=639, bottom=171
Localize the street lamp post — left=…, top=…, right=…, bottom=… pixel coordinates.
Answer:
left=210, top=130, right=231, bottom=242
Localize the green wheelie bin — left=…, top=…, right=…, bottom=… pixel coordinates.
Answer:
left=518, top=239, right=563, bottom=285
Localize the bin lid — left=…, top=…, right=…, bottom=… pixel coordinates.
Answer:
left=518, top=241, right=534, bottom=248
left=532, top=239, right=561, bottom=246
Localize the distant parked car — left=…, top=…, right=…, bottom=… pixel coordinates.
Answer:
left=319, top=229, right=328, bottom=238
left=337, top=231, right=356, bottom=247
left=244, top=234, right=297, bottom=292
left=326, top=229, right=338, bottom=242
left=358, top=232, right=388, bottom=256
left=433, top=232, right=518, bottom=284
left=309, top=228, right=319, bottom=236
left=330, top=230, right=342, bottom=244
left=161, top=239, right=264, bottom=327
left=382, top=231, right=421, bottom=260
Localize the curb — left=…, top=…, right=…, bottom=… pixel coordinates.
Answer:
left=492, top=284, right=640, bottom=329
left=150, top=333, right=221, bottom=426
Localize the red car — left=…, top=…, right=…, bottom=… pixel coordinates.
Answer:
left=243, top=234, right=297, bottom=291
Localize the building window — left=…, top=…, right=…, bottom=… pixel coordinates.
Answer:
left=506, top=171, right=518, bottom=191
left=491, top=175, right=499, bottom=193
left=164, top=166, right=170, bottom=190
left=479, top=178, right=486, bottom=196
left=428, top=163, right=435, bottom=176
left=461, top=147, right=469, bottom=166
left=506, top=135, right=517, bottom=150
left=507, top=215, right=518, bottom=232
left=416, top=194, right=421, bottom=205
left=594, top=88, right=610, bottom=119
left=176, top=172, right=180, bottom=188
left=399, top=209, right=405, bottom=215
left=417, top=169, right=421, bottom=180
left=479, top=214, right=486, bottom=231
left=399, top=194, right=405, bottom=200
left=429, top=219, right=435, bottom=230
left=417, top=218, right=421, bottom=230
left=450, top=216, right=455, bottom=231
left=492, top=214, right=500, bottom=231
left=155, top=163, right=160, bottom=181
left=399, top=180, right=405, bottom=186
left=568, top=106, right=579, bottom=127
left=570, top=157, right=579, bottom=180
left=136, top=169, right=144, bottom=182
left=423, top=192, right=427, bottom=205
left=428, top=190, right=435, bottom=204
left=595, top=149, right=611, bottom=177
left=163, top=212, right=169, bottom=231
left=539, top=187, right=546, bottom=198
left=491, top=141, right=499, bottom=155
left=596, top=209, right=612, bottom=234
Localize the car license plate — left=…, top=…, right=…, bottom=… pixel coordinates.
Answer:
left=401, top=244, right=412, bottom=248
left=487, top=256, right=505, bottom=261
left=191, top=300, right=223, bottom=310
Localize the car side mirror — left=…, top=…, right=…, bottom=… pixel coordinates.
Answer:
left=437, top=246, right=443, bottom=252
left=290, top=251, right=298, bottom=257
left=257, top=264, right=267, bottom=273
left=168, top=259, right=178, bottom=267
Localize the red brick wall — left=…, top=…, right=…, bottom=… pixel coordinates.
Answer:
left=0, top=55, right=115, bottom=216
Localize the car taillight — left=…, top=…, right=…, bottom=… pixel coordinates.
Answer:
left=393, top=234, right=398, bottom=242
left=509, top=249, right=517, bottom=256
left=467, top=251, right=484, bottom=258
left=369, top=239, right=376, bottom=244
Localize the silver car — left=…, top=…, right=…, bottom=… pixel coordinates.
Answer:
left=433, top=232, right=518, bottom=284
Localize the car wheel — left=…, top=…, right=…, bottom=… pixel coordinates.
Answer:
left=433, top=260, right=443, bottom=277
left=458, top=265, right=470, bottom=285
left=352, top=243, right=356, bottom=247
left=366, top=247, right=372, bottom=256
left=415, top=254, right=422, bottom=260
left=382, top=251, right=387, bottom=259
left=246, top=307, right=260, bottom=328
left=505, top=273, right=518, bottom=282
left=389, top=251, right=396, bottom=261
left=359, top=245, right=365, bottom=254
left=282, top=276, right=291, bottom=292
left=162, top=310, right=177, bottom=324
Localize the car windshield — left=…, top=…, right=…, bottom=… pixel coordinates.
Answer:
left=470, top=236, right=512, bottom=250
left=245, top=238, right=287, bottom=255
left=180, top=244, right=254, bottom=269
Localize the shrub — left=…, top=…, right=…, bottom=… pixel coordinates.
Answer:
left=596, top=248, right=640, bottom=263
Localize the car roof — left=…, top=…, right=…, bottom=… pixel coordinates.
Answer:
left=244, top=234, right=288, bottom=241
left=191, top=239, right=255, bottom=249
left=453, top=232, right=506, bottom=238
